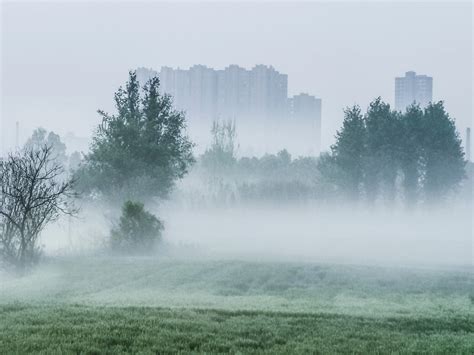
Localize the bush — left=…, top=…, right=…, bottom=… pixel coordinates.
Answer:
left=110, top=201, right=163, bottom=254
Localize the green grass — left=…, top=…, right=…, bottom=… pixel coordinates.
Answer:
left=1, top=257, right=473, bottom=353
left=1, top=304, right=473, bottom=354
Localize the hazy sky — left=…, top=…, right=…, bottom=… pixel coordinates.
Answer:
left=1, top=1, right=472, bottom=154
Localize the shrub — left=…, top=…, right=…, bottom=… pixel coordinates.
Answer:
left=110, top=201, right=163, bottom=253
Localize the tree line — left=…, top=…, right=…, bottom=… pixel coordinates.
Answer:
left=0, top=72, right=468, bottom=272
left=319, top=98, right=465, bottom=206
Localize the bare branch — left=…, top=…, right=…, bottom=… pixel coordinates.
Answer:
left=0, top=145, right=77, bottom=271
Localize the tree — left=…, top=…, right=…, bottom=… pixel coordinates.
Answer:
left=0, top=146, right=75, bottom=272
left=110, top=201, right=163, bottom=253
left=399, top=104, right=424, bottom=207
left=316, top=153, right=344, bottom=199
left=330, top=105, right=366, bottom=201
left=325, top=98, right=466, bottom=206
left=77, top=71, right=194, bottom=203
left=68, top=151, right=83, bottom=173
left=201, top=120, right=237, bottom=173
left=25, top=128, right=68, bottom=166
left=421, top=102, right=465, bottom=202
left=364, top=98, right=399, bottom=204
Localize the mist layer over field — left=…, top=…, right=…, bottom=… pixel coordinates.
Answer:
left=37, top=200, right=473, bottom=268
left=1, top=256, right=472, bottom=318
left=162, top=204, right=472, bottom=266
left=2, top=185, right=472, bottom=353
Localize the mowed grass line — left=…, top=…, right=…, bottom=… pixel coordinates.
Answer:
left=1, top=304, right=473, bottom=354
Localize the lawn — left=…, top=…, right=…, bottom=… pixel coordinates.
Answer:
left=0, top=257, right=473, bottom=353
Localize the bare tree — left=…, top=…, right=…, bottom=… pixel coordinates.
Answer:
left=0, top=146, right=76, bottom=272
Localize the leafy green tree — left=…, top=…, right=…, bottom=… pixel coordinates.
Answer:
left=110, top=201, right=163, bottom=253
left=364, top=98, right=400, bottom=204
left=399, top=104, right=424, bottom=207
left=421, top=102, right=465, bottom=202
left=326, top=98, right=466, bottom=206
left=330, top=106, right=366, bottom=201
left=77, top=71, right=194, bottom=203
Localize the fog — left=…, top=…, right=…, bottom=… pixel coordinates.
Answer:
left=1, top=0, right=472, bottom=311
left=37, top=178, right=472, bottom=268
left=160, top=205, right=472, bottom=267
left=1, top=1, right=472, bottom=156
left=1, top=3, right=473, bottom=353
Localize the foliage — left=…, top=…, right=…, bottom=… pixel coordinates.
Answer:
left=399, top=104, right=424, bottom=206
left=110, top=201, right=163, bottom=253
left=25, top=128, right=68, bottom=166
left=68, top=151, right=83, bottom=173
left=364, top=98, right=400, bottom=203
left=330, top=106, right=366, bottom=201
left=320, top=98, right=466, bottom=205
left=0, top=146, right=75, bottom=272
left=195, top=147, right=325, bottom=204
left=76, top=71, right=194, bottom=203
left=235, top=151, right=321, bottom=202
left=421, top=102, right=466, bottom=202
left=201, top=120, right=237, bottom=173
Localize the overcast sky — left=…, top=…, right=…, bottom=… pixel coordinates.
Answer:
left=1, top=1, right=472, bottom=154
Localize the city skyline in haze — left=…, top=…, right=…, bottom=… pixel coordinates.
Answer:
left=136, top=64, right=322, bottom=155
left=1, top=1, right=472, bottom=155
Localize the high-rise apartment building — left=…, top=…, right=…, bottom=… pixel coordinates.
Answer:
left=135, top=65, right=321, bottom=154
left=137, top=65, right=292, bottom=121
left=395, top=71, right=433, bottom=111
left=289, top=93, right=322, bottom=153
left=216, top=64, right=251, bottom=119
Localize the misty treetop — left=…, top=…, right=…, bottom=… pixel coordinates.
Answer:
left=25, top=128, right=68, bottom=166
left=321, top=98, right=466, bottom=205
left=25, top=128, right=83, bottom=174
left=76, top=71, right=194, bottom=203
left=201, top=120, right=237, bottom=173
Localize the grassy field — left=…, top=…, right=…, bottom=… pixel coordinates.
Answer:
left=1, top=257, right=473, bottom=353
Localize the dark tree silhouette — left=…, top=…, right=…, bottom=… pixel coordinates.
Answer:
left=0, top=146, right=75, bottom=272
left=399, top=104, right=424, bottom=207
left=421, top=102, right=466, bottom=202
left=364, top=98, right=399, bottom=204
left=330, top=105, right=366, bottom=201
left=110, top=201, right=163, bottom=254
left=76, top=71, right=194, bottom=203
left=320, top=98, right=466, bottom=206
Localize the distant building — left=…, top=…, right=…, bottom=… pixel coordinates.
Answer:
left=289, top=94, right=322, bottom=152
left=136, top=67, right=158, bottom=86
left=137, top=65, right=289, bottom=122
left=395, top=71, right=433, bottom=111
left=135, top=65, right=322, bottom=154
left=216, top=64, right=251, bottom=119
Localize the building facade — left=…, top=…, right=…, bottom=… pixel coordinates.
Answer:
left=395, top=71, right=433, bottom=112
left=135, top=65, right=321, bottom=154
